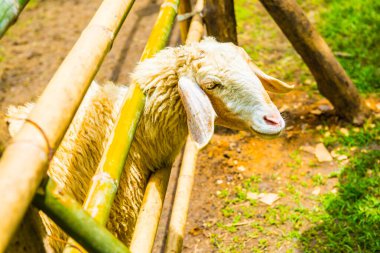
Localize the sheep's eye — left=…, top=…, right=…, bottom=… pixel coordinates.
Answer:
left=205, top=82, right=220, bottom=90
left=203, top=77, right=222, bottom=90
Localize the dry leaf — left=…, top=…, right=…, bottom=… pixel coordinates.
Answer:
left=337, top=155, right=348, bottom=161
left=318, top=104, right=333, bottom=112
left=247, top=192, right=260, bottom=200
left=339, top=128, right=349, bottom=136
left=189, top=227, right=202, bottom=236
left=312, top=187, right=321, bottom=196
left=279, top=104, right=290, bottom=113
left=300, top=145, right=315, bottom=154
left=247, top=192, right=280, bottom=205
left=310, top=109, right=322, bottom=115
left=215, top=179, right=223, bottom=185
left=315, top=143, right=333, bottom=162
left=259, top=193, right=280, bottom=205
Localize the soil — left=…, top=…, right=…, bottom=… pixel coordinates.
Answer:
left=0, top=1, right=378, bottom=253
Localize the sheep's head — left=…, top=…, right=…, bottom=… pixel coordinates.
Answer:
left=177, top=38, right=293, bottom=148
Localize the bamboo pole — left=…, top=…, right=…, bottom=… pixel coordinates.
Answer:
left=131, top=4, right=204, bottom=252
left=184, top=0, right=204, bottom=44
left=0, top=0, right=29, bottom=38
left=178, top=0, right=192, bottom=43
left=34, top=179, right=130, bottom=253
left=0, top=0, right=135, bottom=251
left=63, top=1, right=180, bottom=252
left=164, top=137, right=199, bottom=253
left=164, top=6, right=204, bottom=251
left=130, top=167, right=172, bottom=253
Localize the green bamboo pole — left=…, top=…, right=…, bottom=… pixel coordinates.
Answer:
left=34, top=179, right=130, bottom=253
left=0, top=0, right=29, bottom=38
left=63, top=1, right=179, bottom=252
left=0, top=0, right=135, bottom=251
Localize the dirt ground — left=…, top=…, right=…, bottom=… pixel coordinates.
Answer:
left=1, top=0, right=378, bottom=253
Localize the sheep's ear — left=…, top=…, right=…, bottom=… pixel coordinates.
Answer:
left=178, top=76, right=216, bottom=149
left=250, top=63, right=294, bottom=93
left=236, top=46, right=294, bottom=93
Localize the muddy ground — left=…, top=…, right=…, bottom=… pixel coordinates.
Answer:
left=1, top=0, right=378, bottom=253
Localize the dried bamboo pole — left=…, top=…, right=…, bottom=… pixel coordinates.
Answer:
left=164, top=137, right=199, bottom=252
left=130, top=166, right=172, bottom=253
left=33, top=179, right=130, bottom=253
left=178, top=0, right=192, bottom=43
left=0, top=0, right=135, bottom=251
left=63, top=1, right=180, bottom=252
left=164, top=6, right=203, bottom=251
left=184, top=0, right=204, bottom=44
left=0, top=0, right=29, bottom=38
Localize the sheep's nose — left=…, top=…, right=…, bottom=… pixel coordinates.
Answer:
left=263, top=114, right=281, bottom=126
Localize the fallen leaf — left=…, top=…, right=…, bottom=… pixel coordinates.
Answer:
left=247, top=192, right=280, bottom=205
left=300, top=145, right=315, bottom=154
left=337, top=155, right=348, bottom=161
left=237, top=166, right=246, bottom=172
left=189, top=226, right=202, bottom=236
left=330, top=150, right=340, bottom=158
left=247, top=192, right=260, bottom=200
left=318, top=104, right=333, bottom=112
left=258, top=193, right=280, bottom=205
left=339, top=128, right=349, bottom=136
left=310, top=109, right=322, bottom=115
left=279, top=104, right=290, bottom=113
left=312, top=187, right=321, bottom=195
left=315, top=143, right=333, bottom=162
left=215, top=179, right=223, bottom=185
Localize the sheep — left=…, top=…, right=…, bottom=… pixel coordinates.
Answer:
left=6, top=37, right=292, bottom=252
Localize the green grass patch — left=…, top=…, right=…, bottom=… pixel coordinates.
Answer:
left=317, top=0, right=380, bottom=93
left=323, top=121, right=380, bottom=148
left=300, top=150, right=380, bottom=252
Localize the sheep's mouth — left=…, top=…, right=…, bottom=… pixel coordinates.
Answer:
left=249, top=126, right=283, bottom=139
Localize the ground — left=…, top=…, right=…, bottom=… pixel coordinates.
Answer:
left=0, top=0, right=379, bottom=252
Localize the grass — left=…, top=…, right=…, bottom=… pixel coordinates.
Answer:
left=208, top=0, right=380, bottom=252
left=318, top=0, right=380, bottom=93
left=236, top=0, right=379, bottom=93
left=209, top=119, right=379, bottom=252
left=300, top=150, right=380, bottom=252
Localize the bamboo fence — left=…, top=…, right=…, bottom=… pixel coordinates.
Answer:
left=63, top=0, right=180, bottom=252
left=177, top=0, right=192, bottom=43
left=0, top=0, right=135, bottom=251
left=0, top=0, right=29, bottom=37
left=34, top=179, right=130, bottom=253
left=164, top=3, right=204, bottom=251
left=130, top=2, right=204, bottom=252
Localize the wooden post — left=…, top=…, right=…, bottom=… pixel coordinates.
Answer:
left=203, top=0, right=237, bottom=44
left=259, top=0, right=369, bottom=124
